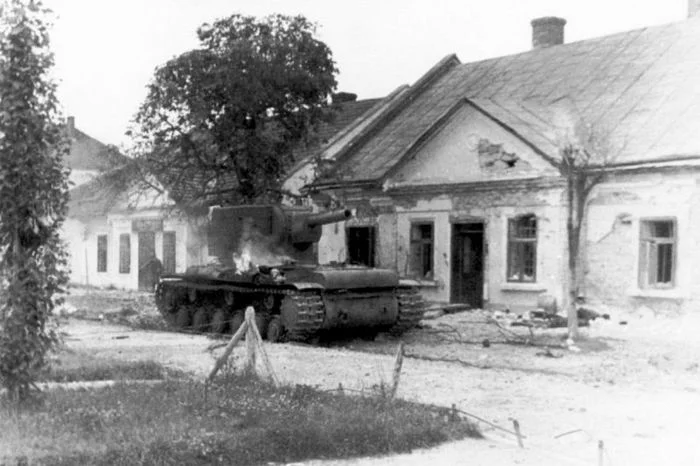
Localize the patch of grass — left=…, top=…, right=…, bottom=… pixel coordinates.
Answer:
left=2, top=372, right=481, bottom=465
left=39, top=350, right=185, bottom=383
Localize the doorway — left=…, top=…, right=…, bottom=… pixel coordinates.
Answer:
left=138, top=231, right=157, bottom=290
left=451, top=222, right=485, bottom=308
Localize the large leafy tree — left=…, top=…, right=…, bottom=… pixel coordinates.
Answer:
left=0, top=0, right=69, bottom=402
left=129, top=14, right=338, bottom=206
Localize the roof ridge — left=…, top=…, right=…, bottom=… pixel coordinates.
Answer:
left=320, top=54, right=461, bottom=183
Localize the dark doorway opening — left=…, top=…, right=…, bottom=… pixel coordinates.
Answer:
left=451, top=222, right=485, bottom=308
left=138, top=231, right=158, bottom=291
left=346, top=226, right=375, bottom=267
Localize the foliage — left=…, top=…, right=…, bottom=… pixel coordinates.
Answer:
left=0, top=0, right=69, bottom=402
left=127, top=13, right=338, bottom=208
left=2, top=373, right=480, bottom=465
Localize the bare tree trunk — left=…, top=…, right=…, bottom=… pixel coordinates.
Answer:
left=566, top=175, right=580, bottom=340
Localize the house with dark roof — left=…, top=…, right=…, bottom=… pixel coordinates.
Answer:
left=66, top=95, right=387, bottom=290
left=298, top=8, right=700, bottom=314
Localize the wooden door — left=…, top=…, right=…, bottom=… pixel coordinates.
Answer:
left=138, top=231, right=157, bottom=290
left=451, top=223, right=484, bottom=308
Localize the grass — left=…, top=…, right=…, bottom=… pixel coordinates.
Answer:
left=39, top=350, right=184, bottom=383
left=2, top=371, right=481, bottom=465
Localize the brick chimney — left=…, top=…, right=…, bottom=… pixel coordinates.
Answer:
left=531, top=16, right=567, bottom=49
left=689, top=0, right=700, bottom=17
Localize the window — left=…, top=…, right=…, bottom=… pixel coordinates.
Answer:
left=119, top=234, right=130, bottom=274
left=163, top=231, right=176, bottom=274
left=410, top=223, right=434, bottom=279
left=639, top=219, right=676, bottom=288
left=507, top=215, right=537, bottom=282
left=347, top=226, right=375, bottom=267
left=97, top=235, right=108, bottom=273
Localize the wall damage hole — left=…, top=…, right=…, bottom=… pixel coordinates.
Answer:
left=477, top=138, right=531, bottom=171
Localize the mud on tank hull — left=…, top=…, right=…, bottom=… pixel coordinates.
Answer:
left=154, top=265, right=426, bottom=342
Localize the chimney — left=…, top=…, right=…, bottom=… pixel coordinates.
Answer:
left=531, top=16, right=567, bottom=49
left=689, top=0, right=700, bottom=17
left=67, top=116, right=75, bottom=137
left=332, top=92, right=358, bottom=104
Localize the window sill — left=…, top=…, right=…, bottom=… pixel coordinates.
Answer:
left=628, top=287, right=688, bottom=300
left=500, top=282, right=547, bottom=292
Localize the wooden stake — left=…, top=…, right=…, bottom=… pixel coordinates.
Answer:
left=389, top=342, right=405, bottom=400
left=206, top=317, right=248, bottom=382
left=513, top=419, right=524, bottom=448
left=338, top=382, right=344, bottom=395
left=598, top=440, right=604, bottom=466
left=245, top=307, right=257, bottom=372
left=247, top=307, right=279, bottom=386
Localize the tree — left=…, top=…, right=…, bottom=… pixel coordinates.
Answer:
left=127, top=13, right=338, bottom=208
left=0, top=0, right=69, bottom=402
left=555, top=116, right=616, bottom=342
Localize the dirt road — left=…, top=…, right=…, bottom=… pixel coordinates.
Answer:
left=62, top=309, right=700, bottom=466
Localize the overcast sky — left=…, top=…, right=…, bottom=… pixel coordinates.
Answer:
left=45, top=0, right=688, bottom=147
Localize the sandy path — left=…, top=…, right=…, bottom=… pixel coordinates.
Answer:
left=63, top=318, right=700, bottom=465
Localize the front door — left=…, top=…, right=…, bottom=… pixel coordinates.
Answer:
left=451, top=223, right=484, bottom=308
left=138, top=231, right=157, bottom=290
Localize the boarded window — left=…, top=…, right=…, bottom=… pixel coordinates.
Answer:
left=119, top=234, right=130, bottom=274
left=347, top=226, right=375, bottom=267
left=97, top=235, right=108, bottom=273
left=163, top=231, right=176, bottom=274
left=410, top=223, right=434, bottom=279
left=639, top=219, right=676, bottom=288
left=507, top=215, right=537, bottom=282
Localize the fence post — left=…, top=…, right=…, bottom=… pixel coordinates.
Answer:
left=513, top=419, right=524, bottom=448
left=244, top=307, right=257, bottom=373
left=389, top=342, right=405, bottom=400
left=598, top=440, right=604, bottom=466
left=206, top=314, right=249, bottom=382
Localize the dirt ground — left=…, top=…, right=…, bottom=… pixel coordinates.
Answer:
left=60, top=288, right=700, bottom=465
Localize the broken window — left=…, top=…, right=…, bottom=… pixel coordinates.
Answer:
left=639, top=219, right=676, bottom=288
left=410, top=222, right=434, bottom=279
left=163, top=231, right=177, bottom=274
left=97, top=234, right=108, bottom=273
left=507, top=215, right=537, bottom=282
left=119, top=234, right=130, bottom=274
left=347, top=226, right=375, bottom=267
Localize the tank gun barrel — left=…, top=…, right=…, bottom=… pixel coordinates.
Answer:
left=305, top=209, right=352, bottom=227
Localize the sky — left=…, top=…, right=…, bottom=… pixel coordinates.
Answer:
left=45, top=0, right=689, bottom=148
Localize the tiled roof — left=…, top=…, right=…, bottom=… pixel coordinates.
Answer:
left=65, top=127, right=121, bottom=171
left=67, top=168, right=129, bottom=218
left=323, top=16, right=700, bottom=185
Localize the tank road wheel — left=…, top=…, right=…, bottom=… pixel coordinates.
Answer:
left=210, top=309, right=228, bottom=334
left=188, top=288, right=198, bottom=303
left=266, top=316, right=284, bottom=343
left=192, top=308, right=209, bottom=333
left=224, top=291, right=235, bottom=307
left=175, top=306, right=191, bottom=329
left=260, top=295, right=276, bottom=313
left=230, top=311, right=244, bottom=334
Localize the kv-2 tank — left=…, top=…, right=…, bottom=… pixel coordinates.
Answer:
left=154, top=204, right=426, bottom=342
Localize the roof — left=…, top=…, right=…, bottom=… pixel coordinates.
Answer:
left=67, top=168, right=129, bottom=218
left=320, top=16, right=700, bottom=186
left=65, top=126, right=121, bottom=172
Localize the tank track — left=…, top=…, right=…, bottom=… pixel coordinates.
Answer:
left=390, top=286, right=426, bottom=335
left=155, top=280, right=325, bottom=341
left=284, top=291, right=325, bottom=341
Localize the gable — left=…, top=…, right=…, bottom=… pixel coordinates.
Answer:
left=386, top=102, right=558, bottom=188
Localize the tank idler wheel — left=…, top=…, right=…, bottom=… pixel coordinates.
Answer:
left=192, top=308, right=209, bottom=332
left=210, top=309, right=228, bottom=334
left=230, top=311, right=244, bottom=334
left=266, top=316, right=284, bottom=343
left=255, top=313, right=269, bottom=339
left=175, top=306, right=191, bottom=329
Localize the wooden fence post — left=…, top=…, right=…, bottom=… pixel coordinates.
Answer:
left=513, top=419, right=524, bottom=448
left=244, top=307, right=257, bottom=373
left=389, top=342, right=405, bottom=400
left=206, top=316, right=248, bottom=382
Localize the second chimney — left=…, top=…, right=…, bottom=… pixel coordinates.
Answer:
left=531, top=16, right=566, bottom=49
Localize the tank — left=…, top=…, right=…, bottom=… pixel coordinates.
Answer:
left=154, top=205, right=426, bottom=342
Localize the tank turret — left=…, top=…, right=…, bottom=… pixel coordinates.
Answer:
left=207, top=205, right=352, bottom=265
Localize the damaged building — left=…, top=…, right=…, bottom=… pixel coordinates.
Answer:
left=286, top=9, right=700, bottom=314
